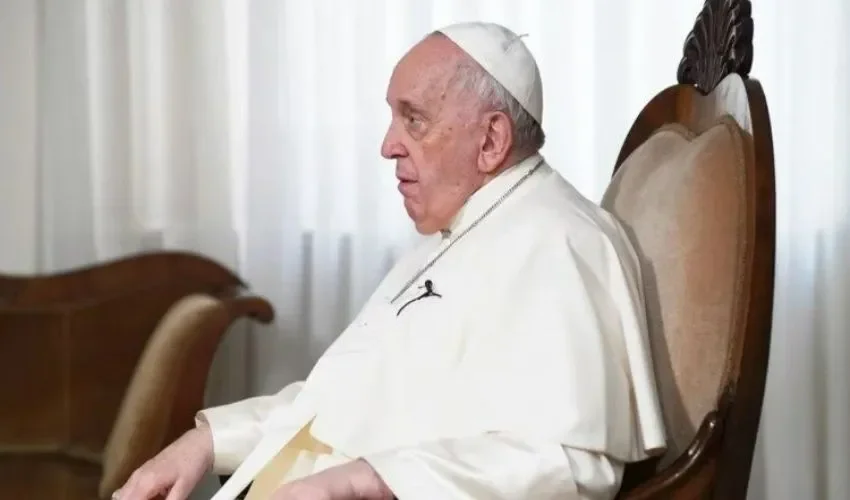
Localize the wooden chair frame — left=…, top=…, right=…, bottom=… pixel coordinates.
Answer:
left=614, top=0, right=775, bottom=498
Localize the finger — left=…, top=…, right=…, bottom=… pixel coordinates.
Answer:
left=120, top=472, right=169, bottom=500
left=164, top=479, right=190, bottom=500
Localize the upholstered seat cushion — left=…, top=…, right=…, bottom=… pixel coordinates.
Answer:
left=601, top=115, right=752, bottom=466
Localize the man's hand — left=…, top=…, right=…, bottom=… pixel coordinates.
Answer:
left=112, top=424, right=214, bottom=500
left=272, top=459, right=394, bottom=500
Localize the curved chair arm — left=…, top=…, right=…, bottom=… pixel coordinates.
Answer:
left=97, top=292, right=275, bottom=499
left=0, top=251, right=246, bottom=307
left=619, top=389, right=732, bottom=499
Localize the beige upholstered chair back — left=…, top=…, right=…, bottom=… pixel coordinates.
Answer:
left=604, top=72, right=775, bottom=499
left=597, top=4, right=775, bottom=498
left=603, top=108, right=750, bottom=464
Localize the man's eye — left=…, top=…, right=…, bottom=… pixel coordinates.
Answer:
left=405, top=115, right=423, bottom=128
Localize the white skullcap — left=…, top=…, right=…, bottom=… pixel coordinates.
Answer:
left=437, top=21, right=543, bottom=125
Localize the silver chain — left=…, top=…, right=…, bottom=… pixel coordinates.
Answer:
left=390, top=158, right=544, bottom=303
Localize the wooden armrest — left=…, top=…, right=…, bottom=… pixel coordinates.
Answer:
left=0, top=251, right=246, bottom=307
left=619, top=388, right=732, bottom=499
left=98, top=292, right=276, bottom=497
left=219, top=292, right=275, bottom=324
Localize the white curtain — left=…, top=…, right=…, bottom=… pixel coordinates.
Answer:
left=0, top=1, right=848, bottom=498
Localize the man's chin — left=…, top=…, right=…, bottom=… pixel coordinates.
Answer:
left=406, top=212, right=438, bottom=235
left=413, top=224, right=439, bottom=235
left=403, top=201, right=441, bottom=235
left=411, top=218, right=446, bottom=235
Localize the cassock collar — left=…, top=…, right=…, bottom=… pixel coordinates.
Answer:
left=441, top=153, right=544, bottom=239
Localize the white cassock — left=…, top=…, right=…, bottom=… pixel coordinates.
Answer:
left=200, top=153, right=667, bottom=500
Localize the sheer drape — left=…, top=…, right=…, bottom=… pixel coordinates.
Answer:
left=1, top=1, right=848, bottom=498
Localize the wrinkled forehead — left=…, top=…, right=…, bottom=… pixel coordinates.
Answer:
left=386, top=35, right=469, bottom=109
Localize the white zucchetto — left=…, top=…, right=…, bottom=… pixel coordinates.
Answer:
left=437, top=21, right=543, bottom=125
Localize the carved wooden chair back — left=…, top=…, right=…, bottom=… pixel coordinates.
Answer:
left=601, top=1, right=776, bottom=498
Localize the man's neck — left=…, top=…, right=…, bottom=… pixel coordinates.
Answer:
left=439, top=151, right=542, bottom=237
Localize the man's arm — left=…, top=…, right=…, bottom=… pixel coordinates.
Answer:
left=196, top=381, right=305, bottom=474
left=361, top=433, right=621, bottom=499
left=277, top=433, right=620, bottom=500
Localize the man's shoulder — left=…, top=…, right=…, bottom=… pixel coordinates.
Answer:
left=481, top=165, right=644, bottom=296
left=510, top=166, right=633, bottom=253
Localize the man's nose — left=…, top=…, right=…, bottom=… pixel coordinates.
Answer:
left=381, top=125, right=405, bottom=160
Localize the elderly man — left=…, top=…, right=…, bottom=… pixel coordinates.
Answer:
left=116, top=21, right=666, bottom=500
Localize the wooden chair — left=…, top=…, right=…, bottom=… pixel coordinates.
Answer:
left=0, top=251, right=275, bottom=500
left=219, top=2, right=776, bottom=499
left=602, top=0, right=775, bottom=497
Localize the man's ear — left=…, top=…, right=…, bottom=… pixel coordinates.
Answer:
left=478, top=111, right=513, bottom=174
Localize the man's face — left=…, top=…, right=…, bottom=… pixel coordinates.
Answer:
left=381, top=36, right=487, bottom=234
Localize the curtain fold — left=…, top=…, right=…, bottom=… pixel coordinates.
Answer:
left=0, top=1, right=848, bottom=498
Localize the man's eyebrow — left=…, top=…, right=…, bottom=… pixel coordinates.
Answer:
left=393, top=98, right=430, bottom=117
left=387, top=88, right=439, bottom=121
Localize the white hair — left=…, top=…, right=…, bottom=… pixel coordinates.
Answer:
left=433, top=31, right=546, bottom=155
